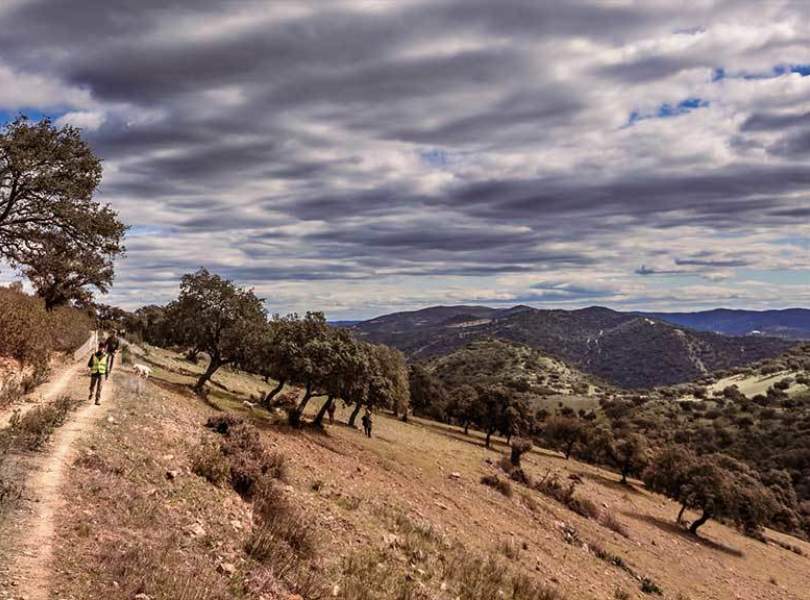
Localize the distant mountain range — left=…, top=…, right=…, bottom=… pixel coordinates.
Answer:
left=636, top=308, right=810, bottom=340
left=347, top=305, right=801, bottom=389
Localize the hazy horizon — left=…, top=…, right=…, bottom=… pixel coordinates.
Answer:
left=1, top=1, right=808, bottom=318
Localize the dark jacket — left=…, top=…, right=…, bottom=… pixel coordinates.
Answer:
left=105, top=336, right=120, bottom=353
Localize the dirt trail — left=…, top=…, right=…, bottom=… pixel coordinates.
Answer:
left=4, top=371, right=118, bottom=599
left=0, top=360, right=85, bottom=430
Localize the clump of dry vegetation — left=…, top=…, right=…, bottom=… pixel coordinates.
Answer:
left=0, top=285, right=91, bottom=365
left=5, top=394, right=81, bottom=451
left=481, top=473, right=513, bottom=497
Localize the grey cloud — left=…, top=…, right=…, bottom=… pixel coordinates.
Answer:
left=1, top=0, right=808, bottom=316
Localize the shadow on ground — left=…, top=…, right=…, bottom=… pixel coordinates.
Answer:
left=624, top=511, right=744, bottom=558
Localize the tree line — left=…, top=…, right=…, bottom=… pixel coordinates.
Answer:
left=408, top=364, right=809, bottom=539
left=118, top=268, right=409, bottom=428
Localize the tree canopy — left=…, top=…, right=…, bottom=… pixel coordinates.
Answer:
left=1, top=117, right=126, bottom=308
left=166, top=268, right=267, bottom=393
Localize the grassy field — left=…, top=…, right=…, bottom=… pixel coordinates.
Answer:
left=45, top=346, right=810, bottom=600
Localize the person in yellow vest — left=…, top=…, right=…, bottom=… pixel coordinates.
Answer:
left=88, top=342, right=108, bottom=405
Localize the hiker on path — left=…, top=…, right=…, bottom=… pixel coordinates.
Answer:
left=361, top=409, right=373, bottom=438
left=88, top=342, right=108, bottom=405
left=327, top=399, right=336, bottom=425
left=104, top=330, right=121, bottom=379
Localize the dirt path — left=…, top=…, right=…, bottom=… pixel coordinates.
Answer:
left=0, top=336, right=95, bottom=428
left=3, top=371, right=118, bottom=599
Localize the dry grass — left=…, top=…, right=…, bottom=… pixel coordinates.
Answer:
left=40, top=348, right=810, bottom=600
left=5, top=394, right=81, bottom=451
left=481, top=473, right=513, bottom=497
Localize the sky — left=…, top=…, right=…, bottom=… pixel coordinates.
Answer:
left=0, top=0, right=808, bottom=319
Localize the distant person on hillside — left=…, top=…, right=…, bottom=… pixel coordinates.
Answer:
left=104, top=330, right=121, bottom=379
left=361, top=409, right=373, bottom=438
left=88, top=342, right=108, bottom=405
left=327, top=399, right=336, bottom=425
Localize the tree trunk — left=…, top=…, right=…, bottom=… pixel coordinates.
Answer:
left=262, top=379, right=286, bottom=407
left=348, top=403, right=363, bottom=427
left=565, top=440, right=575, bottom=459
left=313, top=396, right=333, bottom=428
left=676, top=502, right=687, bottom=524
left=689, top=510, right=711, bottom=535
left=485, top=428, right=493, bottom=448
left=464, top=421, right=470, bottom=435
left=194, top=355, right=221, bottom=394
left=620, top=462, right=629, bottom=484
left=289, top=382, right=314, bottom=427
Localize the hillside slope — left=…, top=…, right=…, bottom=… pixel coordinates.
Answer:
left=350, top=305, right=794, bottom=388
left=10, top=346, right=808, bottom=600
left=424, top=338, right=605, bottom=396
left=640, top=308, right=810, bottom=340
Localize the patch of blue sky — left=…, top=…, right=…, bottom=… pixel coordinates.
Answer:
left=0, top=108, right=65, bottom=124
left=128, top=225, right=174, bottom=237
left=626, top=97, right=709, bottom=126
left=715, top=64, right=810, bottom=81
left=419, top=148, right=449, bottom=167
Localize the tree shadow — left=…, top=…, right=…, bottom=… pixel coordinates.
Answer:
left=411, top=418, right=507, bottom=451
left=624, top=512, right=744, bottom=557
left=584, top=471, right=646, bottom=496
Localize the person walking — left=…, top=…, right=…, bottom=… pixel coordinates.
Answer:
left=327, top=399, right=337, bottom=425
left=104, top=330, right=121, bottom=379
left=88, top=342, right=108, bottom=405
left=361, top=409, right=373, bottom=438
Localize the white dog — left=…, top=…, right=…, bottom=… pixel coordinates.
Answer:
left=133, top=364, right=152, bottom=378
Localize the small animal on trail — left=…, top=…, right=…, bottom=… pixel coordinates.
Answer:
left=133, top=364, right=152, bottom=378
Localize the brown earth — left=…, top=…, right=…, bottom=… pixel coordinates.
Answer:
left=2, top=345, right=809, bottom=599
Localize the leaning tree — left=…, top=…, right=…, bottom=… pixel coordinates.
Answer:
left=166, top=268, right=267, bottom=394
left=0, top=117, right=126, bottom=307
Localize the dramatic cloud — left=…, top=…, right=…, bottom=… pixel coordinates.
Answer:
left=0, top=0, right=808, bottom=317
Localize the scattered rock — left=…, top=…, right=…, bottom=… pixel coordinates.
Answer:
left=217, top=562, right=236, bottom=576
left=166, top=469, right=181, bottom=480
left=449, top=472, right=461, bottom=479
left=187, top=523, right=206, bottom=538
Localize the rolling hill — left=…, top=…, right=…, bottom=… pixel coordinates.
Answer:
left=349, top=305, right=795, bottom=389
left=638, top=308, right=810, bottom=340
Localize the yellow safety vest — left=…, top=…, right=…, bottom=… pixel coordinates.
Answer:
left=90, top=353, right=108, bottom=375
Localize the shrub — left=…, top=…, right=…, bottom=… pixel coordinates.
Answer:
left=7, top=394, right=81, bottom=450
left=0, top=286, right=91, bottom=365
left=510, top=438, right=533, bottom=467
left=190, top=441, right=230, bottom=485
left=481, top=474, right=513, bottom=497
left=599, top=510, right=630, bottom=537
left=640, top=577, right=663, bottom=595
left=204, top=414, right=243, bottom=435
left=534, top=472, right=598, bottom=519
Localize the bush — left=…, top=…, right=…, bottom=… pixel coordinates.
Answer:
left=534, top=472, right=598, bottom=519
left=190, top=441, right=230, bottom=485
left=481, top=474, right=513, bottom=497
left=510, top=438, right=533, bottom=467
left=204, top=416, right=288, bottom=499
left=0, top=285, right=91, bottom=365
left=599, top=510, right=630, bottom=537
left=7, top=394, right=81, bottom=450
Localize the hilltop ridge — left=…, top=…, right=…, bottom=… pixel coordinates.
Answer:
left=349, top=305, right=796, bottom=388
